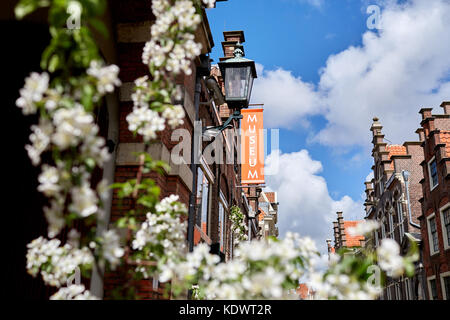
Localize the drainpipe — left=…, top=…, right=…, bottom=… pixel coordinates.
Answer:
left=187, top=76, right=202, bottom=253
left=402, top=170, right=427, bottom=300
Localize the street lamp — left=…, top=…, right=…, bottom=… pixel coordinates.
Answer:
left=202, top=111, right=243, bottom=139
left=218, top=43, right=257, bottom=110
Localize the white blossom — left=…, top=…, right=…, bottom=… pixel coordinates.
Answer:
left=26, top=118, right=53, bottom=165
left=101, top=229, right=125, bottom=270
left=50, top=284, right=99, bottom=300
left=37, top=165, right=61, bottom=196
left=347, top=220, right=380, bottom=237
left=377, top=238, right=405, bottom=278
left=26, top=237, right=93, bottom=287
left=162, top=105, right=185, bottom=128
left=69, top=183, right=98, bottom=217
left=202, top=0, right=216, bottom=9
left=52, top=104, right=96, bottom=149
left=126, top=106, right=165, bottom=141
left=16, top=72, right=49, bottom=114
left=87, top=61, right=121, bottom=95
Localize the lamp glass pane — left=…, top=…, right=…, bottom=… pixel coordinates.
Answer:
left=224, top=66, right=251, bottom=99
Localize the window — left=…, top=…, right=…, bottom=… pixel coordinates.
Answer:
left=405, top=278, right=411, bottom=300
left=381, top=217, right=386, bottom=239
left=427, top=214, right=439, bottom=255
left=428, top=157, right=439, bottom=190
left=218, top=201, right=226, bottom=253
left=196, top=167, right=211, bottom=237
left=395, top=282, right=402, bottom=300
left=389, top=211, right=394, bottom=239
left=428, top=276, right=438, bottom=300
left=397, top=200, right=405, bottom=243
left=441, top=206, right=450, bottom=250
left=440, top=272, right=450, bottom=300
left=374, top=229, right=379, bottom=247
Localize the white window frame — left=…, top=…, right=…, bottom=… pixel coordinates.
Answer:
left=397, top=199, right=405, bottom=243
left=389, top=210, right=394, bottom=239
left=374, top=229, right=379, bottom=248
left=427, top=213, right=440, bottom=256
left=440, top=271, right=450, bottom=300
left=427, top=275, right=437, bottom=300
left=218, top=192, right=229, bottom=255
left=196, top=163, right=214, bottom=241
left=395, top=282, right=401, bottom=300
left=428, top=156, right=439, bottom=191
left=405, top=278, right=411, bottom=300
left=439, top=203, right=450, bottom=250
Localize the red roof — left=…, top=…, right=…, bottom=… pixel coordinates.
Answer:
left=265, top=192, right=276, bottom=203
left=258, top=208, right=267, bottom=221
left=297, top=284, right=313, bottom=299
left=386, top=145, right=407, bottom=169
left=343, top=221, right=365, bottom=247
left=439, top=131, right=450, bottom=157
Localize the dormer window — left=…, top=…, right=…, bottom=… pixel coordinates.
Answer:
left=428, top=156, right=438, bottom=190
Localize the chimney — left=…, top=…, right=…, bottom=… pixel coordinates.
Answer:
left=333, top=221, right=340, bottom=249
left=419, top=108, right=433, bottom=120
left=326, top=239, right=332, bottom=259
left=221, top=30, right=245, bottom=60
left=336, top=212, right=346, bottom=248
left=441, top=101, right=450, bottom=115
left=415, top=128, right=425, bottom=142
left=419, top=107, right=435, bottom=133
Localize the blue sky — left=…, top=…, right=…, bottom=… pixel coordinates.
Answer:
left=207, top=0, right=372, bottom=207
left=205, top=0, right=450, bottom=249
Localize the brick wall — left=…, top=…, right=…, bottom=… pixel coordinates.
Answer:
left=418, top=102, right=450, bottom=300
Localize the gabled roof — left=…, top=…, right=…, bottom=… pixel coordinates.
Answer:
left=343, top=221, right=365, bottom=247
left=439, top=131, right=450, bottom=157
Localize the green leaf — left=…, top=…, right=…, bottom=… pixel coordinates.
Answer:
left=15, top=0, right=50, bottom=19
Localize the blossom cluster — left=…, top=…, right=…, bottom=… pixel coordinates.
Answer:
left=376, top=238, right=407, bottom=278
left=229, top=206, right=248, bottom=245
left=26, top=236, right=94, bottom=287
left=132, top=195, right=188, bottom=278
left=98, top=229, right=125, bottom=270
left=309, top=252, right=383, bottom=300
left=166, top=232, right=318, bottom=300
left=126, top=0, right=218, bottom=141
left=17, top=62, right=120, bottom=238
left=50, top=285, right=99, bottom=300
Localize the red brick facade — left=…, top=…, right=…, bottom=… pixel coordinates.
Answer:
left=418, top=102, right=450, bottom=300
left=364, top=117, right=425, bottom=300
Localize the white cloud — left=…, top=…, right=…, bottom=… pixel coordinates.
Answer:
left=366, top=171, right=374, bottom=182
left=252, top=0, right=450, bottom=147
left=301, top=0, right=324, bottom=8
left=265, top=149, right=364, bottom=255
left=251, top=64, right=322, bottom=129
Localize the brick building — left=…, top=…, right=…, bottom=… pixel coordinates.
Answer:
left=328, top=212, right=365, bottom=256
left=364, top=117, right=426, bottom=300
left=417, top=102, right=450, bottom=300
left=257, top=191, right=279, bottom=239
left=4, top=0, right=266, bottom=300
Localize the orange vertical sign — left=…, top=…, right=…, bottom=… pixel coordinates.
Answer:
left=241, top=108, right=264, bottom=184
